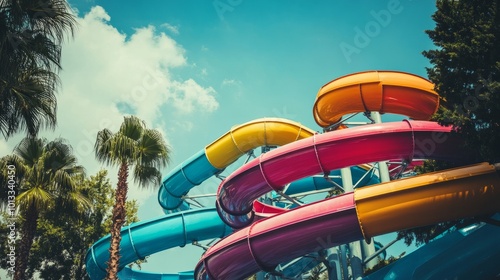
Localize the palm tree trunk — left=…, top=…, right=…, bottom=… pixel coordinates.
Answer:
left=74, top=246, right=87, bottom=280
left=106, top=161, right=129, bottom=280
left=14, top=203, right=39, bottom=280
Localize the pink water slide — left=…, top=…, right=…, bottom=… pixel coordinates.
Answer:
left=215, top=120, right=464, bottom=229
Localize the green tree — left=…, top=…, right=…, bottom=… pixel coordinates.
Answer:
left=425, top=0, right=500, bottom=163
left=0, top=170, right=140, bottom=279
left=30, top=170, right=139, bottom=279
left=0, top=137, right=90, bottom=280
left=398, top=0, right=500, bottom=246
left=94, top=115, right=170, bottom=280
left=0, top=0, right=76, bottom=138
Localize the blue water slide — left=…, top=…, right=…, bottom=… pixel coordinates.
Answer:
left=158, top=150, right=222, bottom=213
left=85, top=208, right=231, bottom=280
left=285, top=166, right=379, bottom=194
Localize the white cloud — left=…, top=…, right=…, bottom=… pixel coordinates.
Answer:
left=0, top=6, right=219, bottom=204
left=169, top=79, right=218, bottom=114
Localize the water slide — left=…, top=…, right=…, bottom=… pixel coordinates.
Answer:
left=86, top=71, right=500, bottom=279
left=312, top=70, right=439, bottom=127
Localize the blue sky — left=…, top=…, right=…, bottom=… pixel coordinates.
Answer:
left=0, top=0, right=438, bottom=276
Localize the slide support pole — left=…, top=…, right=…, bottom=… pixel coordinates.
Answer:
left=362, top=112, right=390, bottom=270
left=340, top=168, right=363, bottom=280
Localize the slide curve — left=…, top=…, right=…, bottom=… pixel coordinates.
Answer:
left=158, top=118, right=315, bottom=212
left=313, top=70, right=439, bottom=127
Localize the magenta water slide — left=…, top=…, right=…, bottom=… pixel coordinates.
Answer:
left=215, top=120, right=464, bottom=229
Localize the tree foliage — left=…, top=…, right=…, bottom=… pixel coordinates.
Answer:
left=0, top=0, right=76, bottom=138
left=398, top=0, right=500, bottom=246
left=0, top=137, right=89, bottom=280
left=0, top=170, right=139, bottom=279
left=425, top=0, right=500, bottom=163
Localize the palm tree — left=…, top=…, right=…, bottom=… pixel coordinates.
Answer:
left=94, top=115, right=170, bottom=279
left=0, top=0, right=76, bottom=138
left=0, top=137, right=90, bottom=280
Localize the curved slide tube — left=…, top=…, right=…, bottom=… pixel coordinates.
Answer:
left=85, top=208, right=231, bottom=280
left=196, top=162, right=500, bottom=279
left=313, top=70, right=439, bottom=127
left=158, top=118, right=315, bottom=212
left=216, top=120, right=467, bottom=228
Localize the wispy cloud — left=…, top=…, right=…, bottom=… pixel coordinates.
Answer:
left=222, top=78, right=241, bottom=86
left=161, top=22, right=180, bottom=35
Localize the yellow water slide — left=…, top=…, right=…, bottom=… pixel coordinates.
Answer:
left=205, top=118, right=315, bottom=169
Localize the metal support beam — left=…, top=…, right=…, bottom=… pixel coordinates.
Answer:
left=363, top=238, right=400, bottom=265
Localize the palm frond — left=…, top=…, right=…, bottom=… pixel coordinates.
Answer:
left=8, top=0, right=76, bottom=44
left=0, top=153, right=28, bottom=180
left=53, top=187, right=93, bottom=217
left=0, top=0, right=75, bottom=139
left=3, top=68, right=58, bottom=137
left=43, top=138, right=82, bottom=173
left=14, top=137, right=46, bottom=165
left=119, top=115, right=145, bottom=141
left=16, top=186, right=53, bottom=211
left=112, top=133, right=139, bottom=162
left=137, top=128, right=170, bottom=169
left=94, top=128, right=117, bottom=166
left=132, top=164, right=162, bottom=189
left=51, top=169, right=77, bottom=192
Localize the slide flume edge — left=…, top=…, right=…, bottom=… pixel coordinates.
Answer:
left=196, top=162, right=500, bottom=279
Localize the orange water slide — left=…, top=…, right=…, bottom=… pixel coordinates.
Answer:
left=313, top=71, right=439, bottom=127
